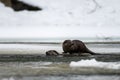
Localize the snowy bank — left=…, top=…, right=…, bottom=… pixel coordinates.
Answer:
left=70, top=59, right=120, bottom=69
left=0, top=44, right=62, bottom=54
left=0, top=0, right=120, bottom=40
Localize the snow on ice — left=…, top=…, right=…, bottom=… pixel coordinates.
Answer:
left=0, top=0, right=120, bottom=40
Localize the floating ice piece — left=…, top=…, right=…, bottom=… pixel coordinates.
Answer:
left=70, top=59, right=120, bottom=69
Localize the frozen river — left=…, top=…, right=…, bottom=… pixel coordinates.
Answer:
left=0, top=42, right=120, bottom=80
left=0, top=42, right=120, bottom=54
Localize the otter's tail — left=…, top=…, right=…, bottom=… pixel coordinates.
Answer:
left=85, top=48, right=101, bottom=55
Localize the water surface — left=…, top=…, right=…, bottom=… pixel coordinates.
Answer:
left=0, top=43, right=120, bottom=80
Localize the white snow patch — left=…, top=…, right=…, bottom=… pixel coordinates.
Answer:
left=0, top=0, right=120, bottom=40
left=70, top=59, right=120, bottom=69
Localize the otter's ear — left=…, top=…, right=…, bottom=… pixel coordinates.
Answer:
left=63, top=40, right=71, bottom=43
left=66, top=39, right=71, bottom=41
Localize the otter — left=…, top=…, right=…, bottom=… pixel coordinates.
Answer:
left=46, top=50, right=59, bottom=56
left=62, top=40, right=99, bottom=55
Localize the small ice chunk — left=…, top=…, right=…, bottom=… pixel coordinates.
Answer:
left=70, top=59, right=120, bottom=69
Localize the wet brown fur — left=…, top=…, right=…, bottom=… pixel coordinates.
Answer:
left=62, top=40, right=98, bottom=55
left=46, top=50, right=59, bottom=56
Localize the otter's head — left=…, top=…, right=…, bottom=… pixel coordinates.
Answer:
left=63, top=40, right=72, bottom=47
left=62, top=40, right=73, bottom=53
